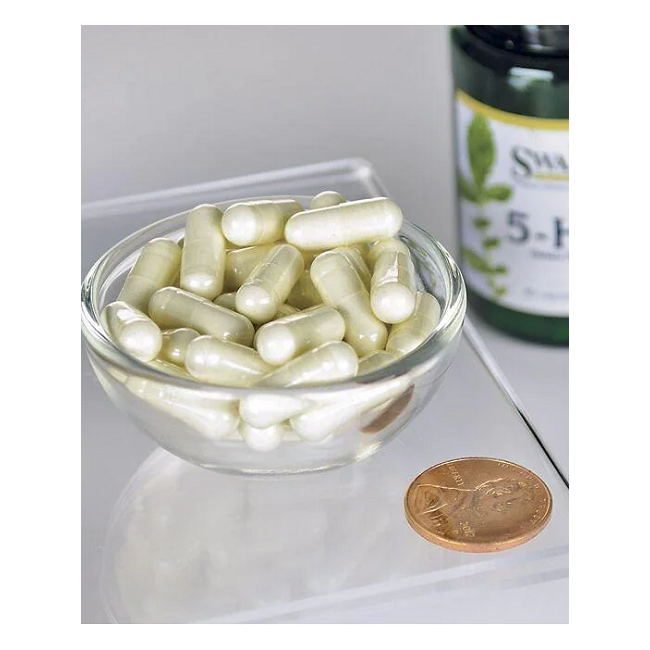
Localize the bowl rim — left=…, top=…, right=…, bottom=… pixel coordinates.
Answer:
left=81, top=195, right=466, bottom=395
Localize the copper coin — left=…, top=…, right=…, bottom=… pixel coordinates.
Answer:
left=404, top=457, right=552, bottom=553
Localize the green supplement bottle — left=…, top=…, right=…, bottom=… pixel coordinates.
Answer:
left=450, top=26, right=569, bottom=345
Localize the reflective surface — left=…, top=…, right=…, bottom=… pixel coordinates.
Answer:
left=82, top=160, right=568, bottom=622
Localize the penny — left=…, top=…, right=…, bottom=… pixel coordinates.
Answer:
left=404, top=457, right=552, bottom=553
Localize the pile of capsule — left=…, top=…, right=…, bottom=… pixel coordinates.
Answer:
left=100, top=191, right=441, bottom=451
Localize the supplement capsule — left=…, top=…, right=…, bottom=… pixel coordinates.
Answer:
left=310, top=190, right=346, bottom=209
left=213, top=292, right=237, bottom=311
left=147, top=358, right=192, bottom=378
left=223, top=244, right=275, bottom=292
left=366, top=237, right=409, bottom=267
left=386, top=291, right=441, bottom=356
left=256, top=341, right=358, bottom=388
left=357, top=350, right=398, bottom=376
left=290, top=377, right=409, bottom=442
left=370, top=245, right=417, bottom=324
left=239, top=393, right=306, bottom=429
left=335, top=246, right=372, bottom=289
left=286, top=270, right=322, bottom=310
left=159, top=328, right=200, bottom=366
left=101, top=301, right=162, bottom=362
left=240, top=421, right=290, bottom=452
left=222, top=199, right=302, bottom=246
left=118, top=238, right=181, bottom=313
left=255, top=305, right=346, bottom=366
left=185, top=335, right=273, bottom=387
left=236, top=244, right=304, bottom=324
left=285, top=197, right=403, bottom=250
left=310, top=251, right=387, bottom=356
left=125, top=376, right=239, bottom=440
left=149, top=287, right=254, bottom=346
left=276, top=303, right=300, bottom=317
left=180, top=204, right=226, bottom=300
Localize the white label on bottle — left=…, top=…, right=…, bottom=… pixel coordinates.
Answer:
left=455, top=89, right=569, bottom=317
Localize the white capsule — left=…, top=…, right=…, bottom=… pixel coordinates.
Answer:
left=180, top=204, right=226, bottom=300
left=310, top=251, right=387, bottom=356
left=236, top=244, right=304, bottom=324
left=125, top=376, right=239, bottom=440
left=223, top=244, right=276, bottom=292
left=159, top=328, right=200, bottom=366
left=335, top=246, right=372, bottom=289
left=149, top=287, right=254, bottom=346
left=239, top=421, right=290, bottom=452
left=185, top=335, right=273, bottom=387
left=239, top=393, right=306, bottom=428
left=222, top=199, right=302, bottom=246
left=101, top=301, right=162, bottom=362
left=370, top=248, right=417, bottom=324
left=367, top=237, right=409, bottom=266
left=285, top=197, right=403, bottom=250
left=286, top=270, right=322, bottom=310
left=118, top=238, right=181, bottom=313
left=290, top=377, right=410, bottom=442
left=213, top=292, right=237, bottom=311
left=255, top=305, right=346, bottom=366
left=256, top=341, right=358, bottom=388
left=357, top=350, right=398, bottom=376
left=310, top=190, right=346, bottom=209
left=386, top=291, right=441, bottom=356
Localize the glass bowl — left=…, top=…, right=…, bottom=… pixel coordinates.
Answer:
left=81, top=196, right=466, bottom=474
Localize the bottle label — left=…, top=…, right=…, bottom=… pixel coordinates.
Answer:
left=455, top=89, right=569, bottom=317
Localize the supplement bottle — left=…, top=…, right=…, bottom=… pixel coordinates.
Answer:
left=450, top=26, right=569, bottom=344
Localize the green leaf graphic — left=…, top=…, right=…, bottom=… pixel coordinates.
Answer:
left=485, top=184, right=513, bottom=201
left=462, top=247, right=492, bottom=273
left=494, top=286, right=508, bottom=297
left=458, top=173, right=480, bottom=203
left=467, top=114, right=495, bottom=191
left=473, top=216, right=491, bottom=230
left=493, top=265, right=508, bottom=274
left=483, top=237, right=501, bottom=249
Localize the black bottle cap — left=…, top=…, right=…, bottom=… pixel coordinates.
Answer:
left=469, top=26, right=569, bottom=57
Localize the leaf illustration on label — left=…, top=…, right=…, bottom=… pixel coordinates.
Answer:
left=482, top=237, right=501, bottom=249
left=494, top=286, right=508, bottom=297
left=493, top=265, right=508, bottom=274
left=462, top=247, right=492, bottom=273
left=484, top=184, right=513, bottom=201
left=473, top=216, right=491, bottom=230
left=467, top=114, right=495, bottom=191
left=458, top=173, right=480, bottom=203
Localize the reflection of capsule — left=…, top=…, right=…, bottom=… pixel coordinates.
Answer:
left=285, top=198, right=403, bottom=250
left=180, top=204, right=226, bottom=300
left=222, top=199, right=302, bottom=246
left=118, top=238, right=181, bottom=313
left=101, top=301, right=162, bottom=362
left=149, top=287, right=254, bottom=346
left=310, top=251, right=387, bottom=356
left=125, top=376, right=240, bottom=440
left=236, top=244, right=304, bottom=324
left=386, top=292, right=441, bottom=356
left=290, top=377, right=409, bottom=442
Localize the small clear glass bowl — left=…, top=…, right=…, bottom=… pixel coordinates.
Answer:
left=81, top=196, right=466, bottom=474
